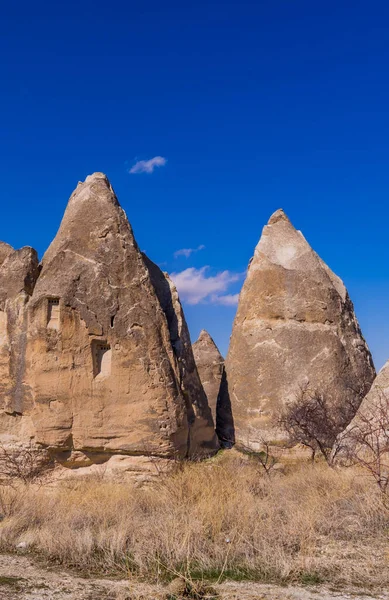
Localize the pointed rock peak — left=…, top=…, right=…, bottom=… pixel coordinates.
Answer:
left=254, top=208, right=312, bottom=271
left=72, top=172, right=119, bottom=207
left=251, top=205, right=349, bottom=302
left=267, top=208, right=292, bottom=226
left=255, top=207, right=344, bottom=287
left=197, top=329, right=214, bottom=343
left=255, top=208, right=306, bottom=260
left=42, top=173, right=128, bottom=266
left=84, top=172, right=110, bottom=185
left=193, top=329, right=224, bottom=360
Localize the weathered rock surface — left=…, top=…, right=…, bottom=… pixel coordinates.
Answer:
left=143, top=257, right=217, bottom=455
left=0, top=173, right=218, bottom=466
left=0, top=246, right=40, bottom=425
left=192, top=330, right=224, bottom=426
left=220, top=209, right=376, bottom=450
left=0, top=241, right=13, bottom=266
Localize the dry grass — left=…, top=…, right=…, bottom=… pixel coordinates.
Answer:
left=0, top=450, right=388, bottom=589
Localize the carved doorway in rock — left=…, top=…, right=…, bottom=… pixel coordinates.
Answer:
left=47, top=298, right=60, bottom=330
left=93, top=342, right=112, bottom=378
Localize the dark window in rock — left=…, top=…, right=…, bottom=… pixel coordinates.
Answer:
left=47, top=298, right=60, bottom=330
left=93, top=342, right=112, bottom=378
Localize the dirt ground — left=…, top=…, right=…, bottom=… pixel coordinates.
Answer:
left=0, top=554, right=387, bottom=600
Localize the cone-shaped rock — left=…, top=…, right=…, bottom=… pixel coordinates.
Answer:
left=192, top=330, right=224, bottom=425
left=221, top=209, right=375, bottom=450
left=6, top=173, right=218, bottom=462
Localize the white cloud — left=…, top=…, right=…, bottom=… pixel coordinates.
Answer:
left=170, top=266, right=240, bottom=305
left=129, top=156, right=167, bottom=174
left=210, top=293, right=240, bottom=306
left=174, top=244, right=205, bottom=259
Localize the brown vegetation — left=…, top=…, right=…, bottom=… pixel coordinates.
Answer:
left=279, top=389, right=338, bottom=462
left=337, top=389, right=389, bottom=495
left=0, top=451, right=388, bottom=589
left=0, top=443, right=52, bottom=487
left=279, top=386, right=361, bottom=464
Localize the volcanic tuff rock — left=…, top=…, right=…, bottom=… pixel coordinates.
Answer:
left=0, top=246, right=40, bottom=420
left=0, top=173, right=218, bottom=466
left=219, top=209, right=376, bottom=450
left=143, top=257, right=217, bottom=455
left=192, top=330, right=224, bottom=426
left=0, top=242, right=14, bottom=266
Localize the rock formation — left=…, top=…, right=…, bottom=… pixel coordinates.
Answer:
left=143, top=257, right=218, bottom=455
left=192, top=330, right=224, bottom=426
left=219, top=209, right=375, bottom=450
left=0, top=173, right=218, bottom=469
left=0, top=246, right=40, bottom=422
left=0, top=242, right=14, bottom=266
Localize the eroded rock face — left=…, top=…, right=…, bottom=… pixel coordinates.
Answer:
left=192, top=330, right=224, bottom=426
left=143, top=257, right=218, bottom=455
left=0, top=173, right=218, bottom=465
left=220, top=209, right=375, bottom=450
left=0, top=247, right=40, bottom=423
left=0, top=242, right=13, bottom=267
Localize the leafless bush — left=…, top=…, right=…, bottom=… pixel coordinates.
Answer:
left=279, top=387, right=346, bottom=463
left=338, top=390, right=389, bottom=496
left=240, top=438, right=283, bottom=477
left=0, top=442, right=53, bottom=487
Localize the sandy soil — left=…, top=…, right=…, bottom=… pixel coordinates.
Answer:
left=0, top=553, right=387, bottom=600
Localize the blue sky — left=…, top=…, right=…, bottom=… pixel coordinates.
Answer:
left=1, top=1, right=389, bottom=368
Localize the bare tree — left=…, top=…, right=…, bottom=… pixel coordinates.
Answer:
left=279, top=387, right=342, bottom=463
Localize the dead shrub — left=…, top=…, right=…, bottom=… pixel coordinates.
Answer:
left=0, top=442, right=53, bottom=487
left=279, top=386, right=358, bottom=463
left=0, top=443, right=53, bottom=518
left=337, top=389, right=389, bottom=499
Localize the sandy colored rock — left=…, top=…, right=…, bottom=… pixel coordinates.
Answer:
left=0, top=246, right=40, bottom=420
left=0, top=173, right=218, bottom=464
left=0, top=241, right=14, bottom=266
left=192, top=329, right=224, bottom=425
left=220, top=209, right=375, bottom=450
left=143, top=257, right=218, bottom=455
left=52, top=453, right=176, bottom=483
